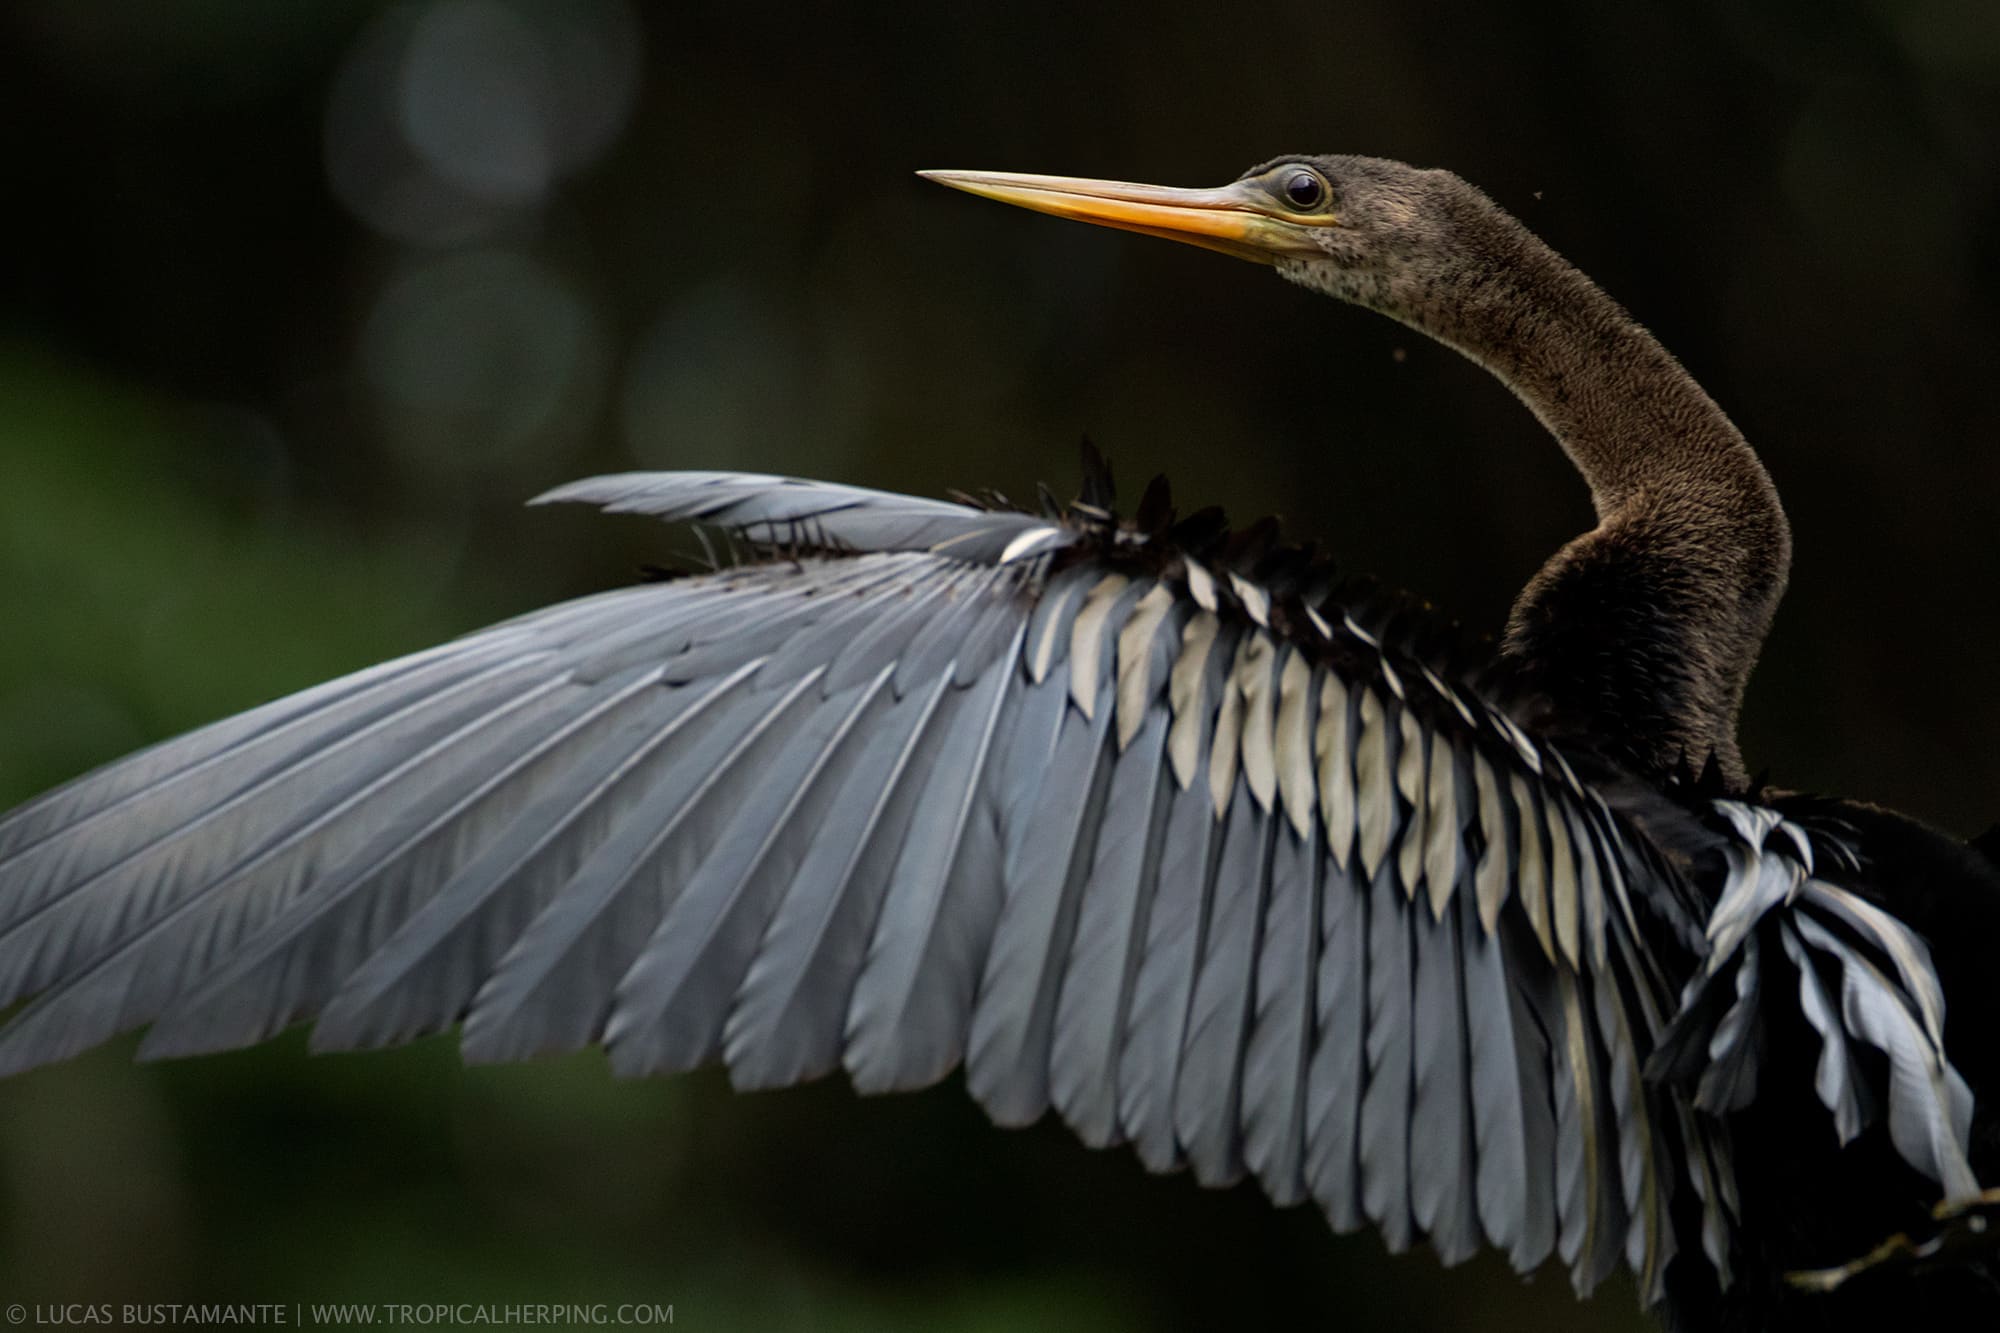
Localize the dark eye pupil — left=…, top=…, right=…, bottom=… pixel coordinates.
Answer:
left=1285, top=172, right=1323, bottom=208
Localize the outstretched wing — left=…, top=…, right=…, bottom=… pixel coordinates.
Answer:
left=0, top=468, right=1960, bottom=1307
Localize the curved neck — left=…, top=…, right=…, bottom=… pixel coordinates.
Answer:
left=1414, top=198, right=1776, bottom=523
left=1338, top=188, right=1791, bottom=785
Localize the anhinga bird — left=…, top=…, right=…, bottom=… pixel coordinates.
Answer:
left=1, top=156, right=1995, bottom=1332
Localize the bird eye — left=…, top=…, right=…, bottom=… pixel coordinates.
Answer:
left=1282, top=170, right=1326, bottom=211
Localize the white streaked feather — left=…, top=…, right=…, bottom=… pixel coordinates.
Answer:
left=1471, top=749, right=1511, bottom=934
left=1227, top=572, right=1270, bottom=627
left=1236, top=634, right=1279, bottom=813
left=1274, top=651, right=1317, bottom=839
left=1421, top=734, right=1459, bottom=921
left=1167, top=612, right=1220, bottom=790
left=1549, top=801, right=1581, bottom=974
left=1395, top=708, right=1426, bottom=900
left=1512, top=772, right=1555, bottom=963
left=1801, top=880, right=1949, bottom=1049
left=1183, top=559, right=1217, bottom=611
left=1354, top=688, right=1393, bottom=879
left=1315, top=674, right=1355, bottom=871
left=1115, top=585, right=1177, bottom=750
left=1067, top=573, right=1132, bottom=719
left=1208, top=642, right=1247, bottom=819
left=997, top=526, right=1064, bottom=564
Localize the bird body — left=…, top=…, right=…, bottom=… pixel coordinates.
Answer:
left=1, top=156, right=1994, bottom=1332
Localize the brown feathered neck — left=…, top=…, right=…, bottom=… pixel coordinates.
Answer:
left=1280, top=161, right=1791, bottom=787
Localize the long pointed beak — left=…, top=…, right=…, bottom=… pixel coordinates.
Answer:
left=918, top=169, right=1325, bottom=265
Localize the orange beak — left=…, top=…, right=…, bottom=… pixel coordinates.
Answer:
left=918, top=169, right=1328, bottom=265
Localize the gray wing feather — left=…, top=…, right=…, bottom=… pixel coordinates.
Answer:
left=990, top=667, right=1073, bottom=889
left=571, top=577, right=849, bottom=684
left=0, top=631, right=555, bottom=997
left=1799, top=883, right=1951, bottom=1050
left=1240, top=818, right=1320, bottom=1207
left=1779, top=920, right=1865, bottom=1144
left=1173, top=781, right=1274, bottom=1188
left=0, top=641, right=472, bottom=868
left=966, top=574, right=1143, bottom=1127
left=1794, top=913, right=1979, bottom=1201
left=534, top=472, right=1074, bottom=566
left=602, top=669, right=894, bottom=1075
left=307, top=674, right=716, bottom=1051
left=1694, top=933, right=1763, bottom=1114
left=821, top=572, right=972, bottom=695
left=1359, top=852, right=1416, bottom=1250
left=1116, top=766, right=1221, bottom=1173
left=456, top=664, right=811, bottom=1063
left=963, top=671, right=1113, bottom=1126
left=1049, top=704, right=1172, bottom=1149
left=1531, top=963, right=1592, bottom=1277
left=892, top=567, right=1020, bottom=694
left=1305, top=843, right=1369, bottom=1233
left=1021, top=566, right=1094, bottom=686
left=1050, top=584, right=1188, bottom=1147
left=1409, top=857, right=1479, bottom=1264
left=1116, top=616, right=1239, bottom=1169
left=720, top=672, right=958, bottom=1089
left=842, top=628, right=1021, bottom=1093
left=0, top=650, right=578, bottom=1075
left=136, top=664, right=676, bottom=1059
left=1456, top=854, right=1556, bottom=1271
left=1591, top=955, right=1667, bottom=1290
left=1573, top=973, right=1633, bottom=1293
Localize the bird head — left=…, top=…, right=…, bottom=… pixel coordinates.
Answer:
left=920, top=155, right=1461, bottom=309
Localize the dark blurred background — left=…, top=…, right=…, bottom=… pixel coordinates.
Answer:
left=1, top=1, right=1997, bottom=1328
